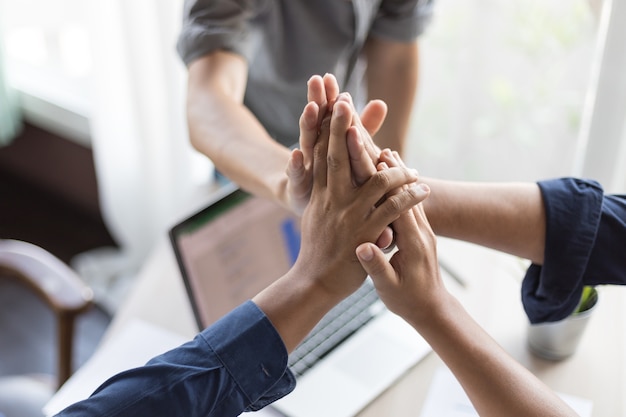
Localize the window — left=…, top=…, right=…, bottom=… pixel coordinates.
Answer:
left=1, top=0, right=94, bottom=144
left=406, top=0, right=599, bottom=182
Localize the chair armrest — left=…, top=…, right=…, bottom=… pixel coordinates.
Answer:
left=0, top=239, right=93, bottom=314
left=0, top=239, right=94, bottom=387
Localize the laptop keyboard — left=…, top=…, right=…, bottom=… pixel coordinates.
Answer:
left=288, top=278, right=384, bottom=377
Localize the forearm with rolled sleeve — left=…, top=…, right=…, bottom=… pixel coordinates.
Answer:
left=522, top=177, right=626, bottom=323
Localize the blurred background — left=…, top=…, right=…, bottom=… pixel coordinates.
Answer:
left=0, top=0, right=624, bottom=313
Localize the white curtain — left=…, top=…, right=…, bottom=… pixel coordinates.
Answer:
left=574, top=0, right=626, bottom=192
left=76, top=0, right=212, bottom=312
left=0, top=28, right=21, bottom=145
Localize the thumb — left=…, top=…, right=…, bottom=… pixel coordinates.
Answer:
left=286, top=149, right=311, bottom=215
left=360, top=99, right=387, bottom=137
left=286, top=149, right=305, bottom=182
left=356, top=242, right=394, bottom=284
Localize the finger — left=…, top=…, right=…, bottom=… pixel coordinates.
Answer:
left=286, top=149, right=310, bottom=207
left=356, top=242, right=397, bottom=287
left=387, top=150, right=429, bottom=222
left=369, top=181, right=430, bottom=231
left=335, top=94, right=379, bottom=185
left=381, top=150, right=429, bottom=224
left=299, top=101, right=320, bottom=168
left=307, top=75, right=329, bottom=134
left=342, top=94, right=380, bottom=164
left=390, top=204, right=421, bottom=251
left=307, top=74, right=327, bottom=114
left=392, top=151, right=407, bottom=168
left=323, top=73, right=340, bottom=110
left=350, top=167, right=422, bottom=239
left=378, top=148, right=410, bottom=199
left=359, top=166, right=419, bottom=209
left=385, top=185, right=433, bottom=255
left=372, top=161, right=395, bottom=251
left=313, top=112, right=332, bottom=189
left=373, top=161, right=390, bottom=208
left=326, top=97, right=353, bottom=192
left=286, top=148, right=305, bottom=181
left=347, top=126, right=377, bottom=186
left=380, top=149, right=412, bottom=173
left=360, top=99, right=388, bottom=137
left=375, top=226, right=395, bottom=250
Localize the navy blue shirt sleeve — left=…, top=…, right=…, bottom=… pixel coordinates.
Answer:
left=522, top=177, right=626, bottom=323
left=55, top=301, right=296, bottom=417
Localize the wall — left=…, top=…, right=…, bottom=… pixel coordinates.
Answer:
left=0, top=122, right=101, bottom=218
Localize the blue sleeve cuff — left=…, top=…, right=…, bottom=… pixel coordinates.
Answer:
left=55, top=301, right=295, bottom=417
left=522, top=178, right=626, bottom=323
left=200, top=301, right=296, bottom=411
left=522, top=178, right=603, bottom=323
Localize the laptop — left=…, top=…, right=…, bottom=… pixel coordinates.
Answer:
left=169, top=182, right=433, bottom=417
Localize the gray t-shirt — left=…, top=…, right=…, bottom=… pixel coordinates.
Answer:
left=177, top=0, right=434, bottom=146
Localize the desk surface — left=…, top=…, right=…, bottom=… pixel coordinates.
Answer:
left=106, top=233, right=626, bottom=417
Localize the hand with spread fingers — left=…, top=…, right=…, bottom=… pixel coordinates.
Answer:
left=286, top=74, right=389, bottom=214
left=253, top=90, right=428, bottom=353
left=293, top=93, right=427, bottom=299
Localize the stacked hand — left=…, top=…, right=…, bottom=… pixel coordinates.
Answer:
left=293, top=89, right=428, bottom=299
left=291, top=75, right=442, bottom=323
left=286, top=74, right=388, bottom=214
left=254, top=81, right=428, bottom=352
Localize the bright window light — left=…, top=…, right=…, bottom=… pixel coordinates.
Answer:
left=6, top=27, right=48, bottom=67
left=59, top=25, right=92, bottom=77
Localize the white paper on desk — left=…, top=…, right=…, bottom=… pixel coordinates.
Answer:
left=43, top=319, right=188, bottom=416
left=419, top=367, right=593, bottom=417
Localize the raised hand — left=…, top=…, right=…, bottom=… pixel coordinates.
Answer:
left=355, top=151, right=440, bottom=321
left=294, top=95, right=428, bottom=297
left=286, top=74, right=389, bottom=214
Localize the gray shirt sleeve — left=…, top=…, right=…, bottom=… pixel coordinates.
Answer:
left=177, top=0, right=435, bottom=67
left=176, top=0, right=262, bottom=67
left=370, top=0, right=435, bottom=42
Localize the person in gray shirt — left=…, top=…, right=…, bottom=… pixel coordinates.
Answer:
left=177, top=0, right=434, bottom=214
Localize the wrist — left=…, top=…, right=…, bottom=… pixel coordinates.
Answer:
left=404, top=290, right=459, bottom=332
left=288, top=260, right=359, bottom=306
left=253, top=267, right=347, bottom=352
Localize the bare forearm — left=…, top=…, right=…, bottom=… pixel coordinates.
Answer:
left=252, top=270, right=345, bottom=353
left=186, top=53, right=291, bottom=207
left=411, top=295, right=577, bottom=417
left=365, top=39, right=419, bottom=156
left=421, top=178, right=546, bottom=264
left=187, top=92, right=289, bottom=203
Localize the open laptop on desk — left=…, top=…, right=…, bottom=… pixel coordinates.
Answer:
left=169, top=183, right=432, bottom=417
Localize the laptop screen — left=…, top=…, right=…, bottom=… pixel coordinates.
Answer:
left=169, top=187, right=301, bottom=330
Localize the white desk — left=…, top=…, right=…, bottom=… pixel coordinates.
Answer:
left=103, top=233, right=626, bottom=416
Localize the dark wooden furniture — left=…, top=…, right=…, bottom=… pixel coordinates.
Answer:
left=0, top=239, right=94, bottom=389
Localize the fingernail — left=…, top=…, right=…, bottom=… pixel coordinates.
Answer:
left=357, top=244, right=374, bottom=261
left=413, top=183, right=430, bottom=196
left=355, top=130, right=363, bottom=145
left=334, top=102, right=345, bottom=117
